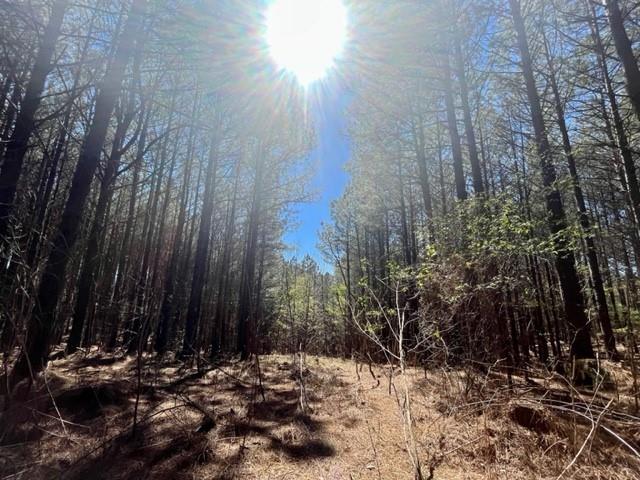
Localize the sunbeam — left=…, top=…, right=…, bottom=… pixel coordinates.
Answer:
left=265, top=0, right=348, bottom=86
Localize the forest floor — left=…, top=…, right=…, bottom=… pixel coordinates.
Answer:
left=1, top=350, right=639, bottom=479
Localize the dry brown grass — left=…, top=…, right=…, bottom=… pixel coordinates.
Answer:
left=0, top=351, right=638, bottom=479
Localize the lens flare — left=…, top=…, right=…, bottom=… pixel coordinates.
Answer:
left=266, top=0, right=347, bottom=86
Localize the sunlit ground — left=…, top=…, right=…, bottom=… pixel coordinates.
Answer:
left=265, top=0, right=348, bottom=86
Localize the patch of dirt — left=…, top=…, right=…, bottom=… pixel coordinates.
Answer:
left=509, top=405, right=551, bottom=434
left=54, top=383, right=128, bottom=421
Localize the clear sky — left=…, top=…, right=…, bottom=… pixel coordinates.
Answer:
left=283, top=84, right=351, bottom=272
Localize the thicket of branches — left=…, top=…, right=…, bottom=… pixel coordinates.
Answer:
left=320, top=0, right=640, bottom=374
left=2, top=0, right=640, bottom=394
left=0, top=0, right=315, bottom=388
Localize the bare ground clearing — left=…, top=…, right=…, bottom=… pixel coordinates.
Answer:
left=1, top=352, right=638, bottom=479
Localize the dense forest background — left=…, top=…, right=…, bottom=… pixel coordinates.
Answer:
left=1, top=0, right=640, bottom=400
left=3, top=0, right=640, bottom=478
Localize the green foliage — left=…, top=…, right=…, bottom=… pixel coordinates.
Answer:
left=431, top=195, right=555, bottom=262
left=266, top=255, right=344, bottom=354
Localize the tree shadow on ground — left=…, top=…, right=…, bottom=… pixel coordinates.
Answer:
left=4, top=356, right=336, bottom=480
left=222, top=366, right=336, bottom=461
left=62, top=421, right=214, bottom=480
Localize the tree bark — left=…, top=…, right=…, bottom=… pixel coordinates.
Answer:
left=106, top=109, right=148, bottom=350
left=237, top=147, right=265, bottom=359
left=211, top=162, right=241, bottom=356
left=9, top=0, right=145, bottom=385
left=156, top=93, right=199, bottom=354
left=442, top=58, right=467, bottom=201
left=453, top=31, right=484, bottom=194
left=66, top=100, right=135, bottom=354
left=589, top=4, right=640, bottom=243
left=509, top=0, right=594, bottom=359
left=0, top=0, right=68, bottom=238
left=542, top=31, right=618, bottom=358
left=604, top=0, right=640, bottom=123
left=182, top=135, right=219, bottom=357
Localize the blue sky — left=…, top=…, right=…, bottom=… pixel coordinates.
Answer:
left=283, top=84, right=351, bottom=272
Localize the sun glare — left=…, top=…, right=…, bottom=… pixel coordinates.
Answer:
left=266, top=0, right=348, bottom=86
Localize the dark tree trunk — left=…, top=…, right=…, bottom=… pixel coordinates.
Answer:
left=0, top=0, right=68, bottom=238
left=443, top=59, right=467, bottom=201
left=542, top=32, right=618, bottom=359
left=505, top=289, right=520, bottom=366
left=604, top=0, right=640, bottom=123
left=182, top=136, right=219, bottom=357
left=66, top=100, right=135, bottom=354
left=127, top=134, right=167, bottom=354
left=0, top=83, right=22, bottom=160
left=106, top=110, right=148, bottom=350
left=589, top=5, right=640, bottom=243
left=211, top=162, right=241, bottom=356
left=527, top=256, right=549, bottom=363
left=397, top=158, right=412, bottom=266
left=237, top=148, right=265, bottom=359
left=9, top=0, right=145, bottom=385
left=509, top=0, right=594, bottom=359
left=453, top=32, right=483, bottom=194
left=412, top=118, right=434, bottom=239
left=156, top=94, right=199, bottom=354
left=436, top=121, right=448, bottom=214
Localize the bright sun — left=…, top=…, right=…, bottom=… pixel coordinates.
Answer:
left=266, top=0, right=348, bottom=86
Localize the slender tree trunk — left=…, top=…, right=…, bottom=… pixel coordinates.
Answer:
left=397, top=158, right=412, bottom=266
left=95, top=191, right=124, bottom=346
left=182, top=135, right=219, bottom=356
left=9, top=0, right=145, bottom=385
left=156, top=94, right=199, bottom=354
left=0, top=0, right=68, bottom=238
left=0, top=83, right=22, bottom=161
left=26, top=111, right=70, bottom=266
left=505, top=289, right=520, bottom=365
left=442, top=59, right=467, bottom=201
left=127, top=135, right=167, bottom=353
left=453, top=31, right=483, bottom=194
left=509, top=0, right=594, bottom=359
left=237, top=148, right=265, bottom=359
left=436, top=121, right=448, bottom=214
left=0, top=74, right=13, bottom=125
left=528, top=256, right=550, bottom=362
left=106, top=111, right=148, bottom=350
left=603, top=0, right=640, bottom=123
left=478, top=127, right=492, bottom=195
left=412, top=118, right=434, bottom=217
left=211, top=162, right=240, bottom=356
left=544, top=261, right=565, bottom=351
left=589, top=5, right=640, bottom=241
left=542, top=31, right=618, bottom=358
left=66, top=103, right=134, bottom=353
